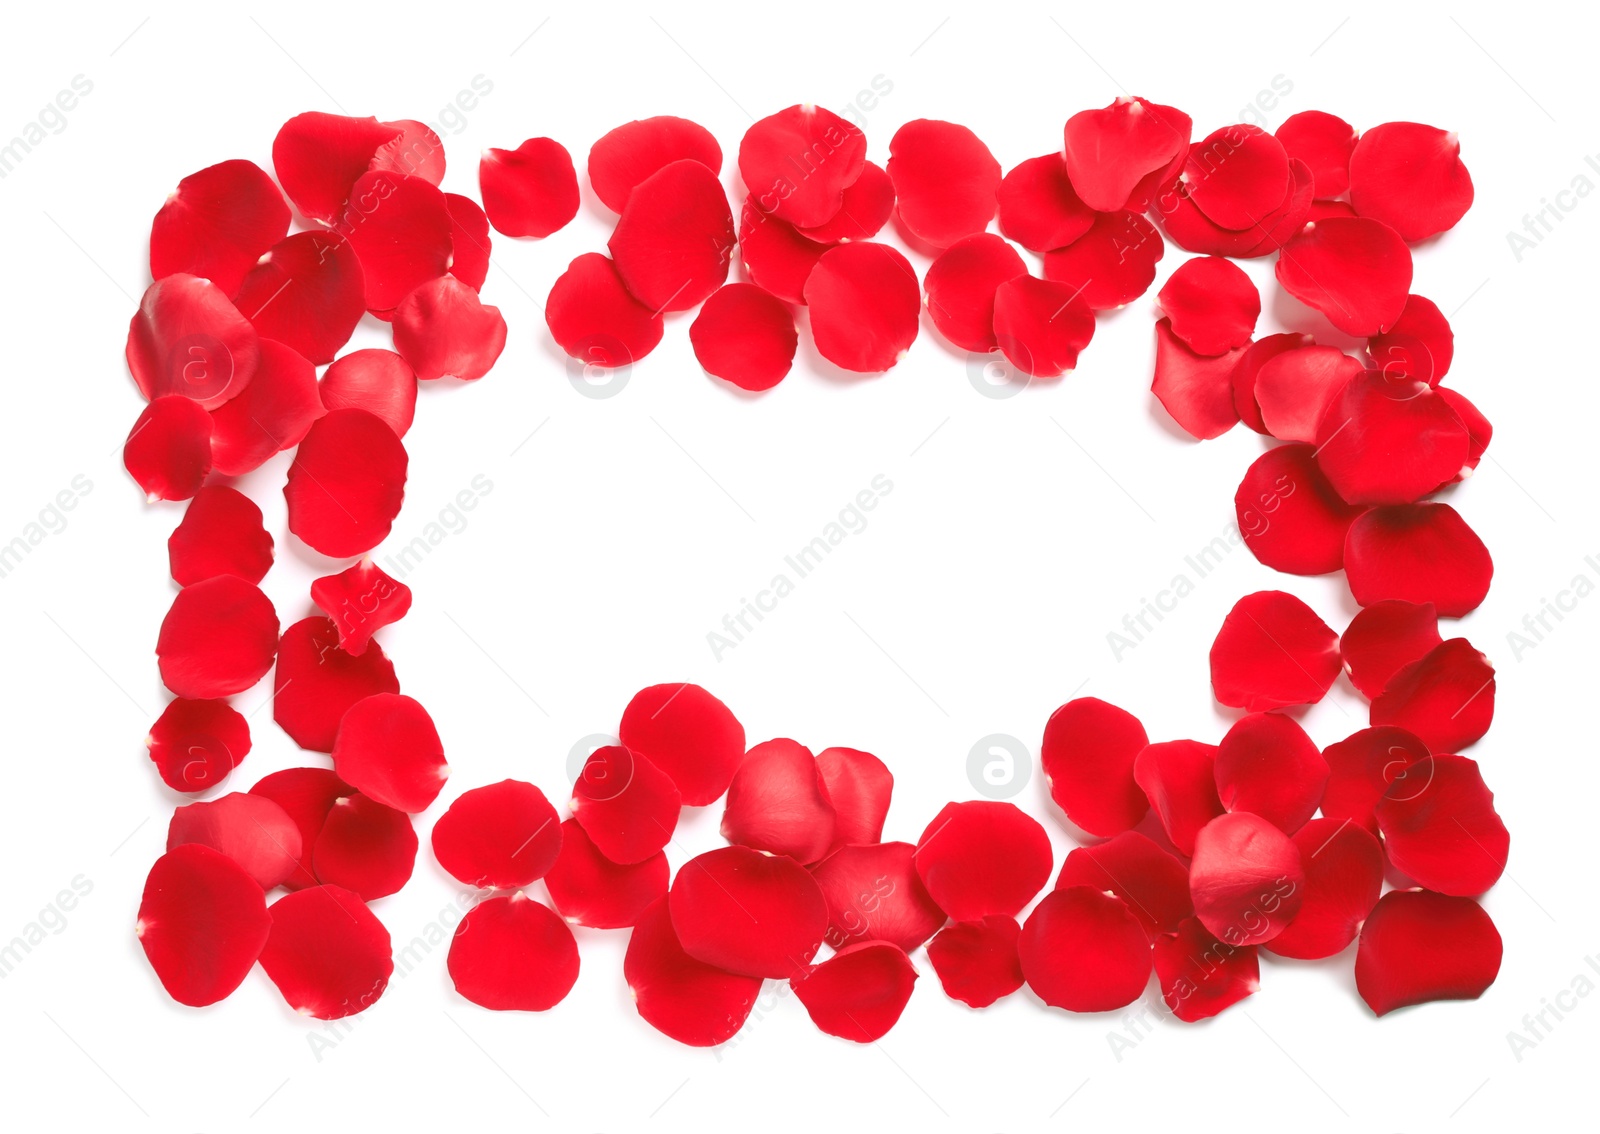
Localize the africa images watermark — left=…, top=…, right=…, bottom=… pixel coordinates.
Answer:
left=0, top=75, right=93, bottom=181
left=1505, top=950, right=1600, bottom=1062
left=0, top=875, right=94, bottom=979
left=379, top=473, right=494, bottom=580
left=1505, top=152, right=1600, bottom=262
left=1503, top=552, right=1600, bottom=661
left=0, top=475, right=94, bottom=581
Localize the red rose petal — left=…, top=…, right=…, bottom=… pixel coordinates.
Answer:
left=738, top=199, right=830, bottom=305
left=1235, top=443, right=1364, bottom=575
left=811, top=842, right=945, bottom=953
left=1019, top=886, right=1152, bottom=1012
left=1062, top=97, right=1190, bottom=213
left=126, top=274, right=260, bottom=409
left=1314, top=372, right=1471, bottom=505
left=589, top=115, right=723, bottom=214
left=625, top=896, right=764, bottom=1047
left=431, top=779, right=562, bottom=890
left=1188, top=812, right=1305, bottom=946
left=1320, top=726, right=1431, bottom=838
left=448, top=894, right=579, bottom=1011
left=249, top=767, right=352, bottom=891
left=330, top=693, right=447, bottom=813
left=1158, top=256, right=1260, bottom=356
left=168, top=486, right=273, bottom=586
left=925, top=916, right=1024, bottom=1008
left=803, top=241, right=921, bottom=373
left=312, top=792, right=417, bottom=900
left=738, top=105, right=867, bottom=229
left=150, top=159, right=290, bottom=295
left=1150, top=319, right=1246, bottom=439
left=1252, top=345, right=1364, bottom=443
left=1214, top=712, right=1328, bottom=835
left=572, top=744, right=681, bottom=865
left=815, top=747, right=892, bottom=854
left=125, top=396, right=212, bottom=501
left=1355, top=890, right=1501, bottom=1015
left=913, top=801, right=1052, bottom=922
left=443, top=193, right=491, bottom=292
left=792, top=940, right=917, bottom=1043
left=794, top=160, right=895, bottom=244
left=1341, top=600, right=1443, bottom=700
left=369, top=119, right=446, bottom=185
left=668, top=846, right=827, bottom=979
left=546, top=252, right=664, bottom=369
left=1438, top=387, right=1492, bottom=479
left=1239, top=159, right=1318, bottom=256
left=1042, top=210, right=1164, bottom=310
left=1368, top=294, right=1454, bottom=385
left=1209, top=590, right=1340, bottom=711
left=1309, top=200, right=1358, bottom=222
left=546, top=819, right=666, bottom=929
left=688, top=283, right=798, bottom=392
left=618, top=683, right=745, bottom=807
left=260, top=884, right=393, bottom=1019
left=232, top=230, right=365, bottom=365
left=1275, top=111, right=1357, bottom=199
left=272, top=616, right=399, bottom=753
left=922, top=233, right=1027, bottom=353
left=887, top=118, right=1001, bottom=248
left=339, top=171, right=453, bottom=313
left=1275, top=217, right=1413, bottom=336
left=167, top=792, right=302, bottom=889
left=309, top=557, right=412, bottom=657
left=1055, top=831, right=1192, bottom=938
left=1344, top=503, right=1493, bottom=617
left=1231, top=332, right=1313, bottom=434
left=391, top=275, right=507, bottom=381
left=1134, top=740, right=1224, bottom=857
left=996, top=153, right=1096, bottom=252
left=137, top=844, right=270, bottom=1007
left=1183, top=125, right=1291, bottom=231
left=147, top=697, right=250, bottom=793
left=1263, top=817, right=1383, bottom=960
left=1040, top=696, right=1150, bottom=838
left=284, top=408, right=408, bottom=558
left=273, top=112, right=401, bottom=224
left=1349, top=122, right=1474, bottom=242
left=320, top=349, right=417, bottom=437
left=1372, top=639, right=1496, bottom=757
left=156, top=575, right=278, bottom=699
left=721, top=739, right=835, bottom=863
left=1155, top=158, right=1313, bottom=258
left=208, top=339, right=323, bottom=478
left=608, top=158, right=734, bottom=313
left=993, top=275, right=1097, bottom=379
left=1154, top=917, right=1260, bottom=1022
left=479, top=137, right=580, bottom=238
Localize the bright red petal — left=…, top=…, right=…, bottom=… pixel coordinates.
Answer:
left=794, top=160, right=895, bottom=243
left=994, top=275, right=1097, bottom=379
left=1340, top=600, right=1442, bottom=700
left=147, top=697, right=251, bottom=793
left=572, top=744, right=681, bottom=865
left=925, top=916, right=1024, bottom=1008
left=1188, top=812, right=1305, bottom=946
left=608, top=158, right=734, bottom=313
left=320, top=349, right=417, bottom=437
left=370, top=119, right=446, bottom=185
left=618, top=683, right=745, bottom=807
left=1231, top=332, right=1313, bottom=434
left=167, top=792, right=302, bottom=889
left=1344, top=503, right=1493, bottom=617
left=721, top=739, right=835, bottom=863
left=150, top=159, right=290, bottom=295
left=923, top=233, right=1027, bottom=353
left=803, top=242, right=921, bottom=373
left=738, top=105, right=867, bottom=228
left=1151, top=318, right=1245, bottom=439
left=1154, top=917, right=1260, bottom=1022
left=546, top=252, right=664, bottom=369
left=1314, top=372, right=1471, bottom=504
left=208, top=339, right=323, bottom=478
left=1368, top=294, right=1453, bottom=385
left=1183, top=125, right=1291, bottom=230
left=168, top=486, right=273, bottom=586
left=1214, top=712, right=1328, bottom=835
left=1349, top=122, right=1474, bottom=242
left=1376, top=753, right=1507, bottom=895
left=479, top=137, right=580, bottom=238
left=431, top=779, right=562, bottom=890
left=1020, top=886, right=1152, bottom=1012
left=283, top=408, right=408, bottom=558
left=232, top=230, right=365, bottom=364
left=1236, top=443, right=1364, bottom=575
left=1320, top=726, right=1431, bottom=838
left=668, top=846, right=827, bottom=979
left=312, top=792, right=417, bottom=901
left=156, top=575, right=278, bottom=699
left=689, top=283, right=798, bottom=392
left=330, top=693, right=447, bottom=813
left=137, top=844, right=270, bottom=1006
left=260, top=884, right=393, bottom=1019
left=815, top=747, right=892, bottom=854
left=125, top=396, right=213, bottom=501
left=272, top=616, right=399, bottom=753
left=738, top=200, right=829, bottom=305
left=339, top=171, right=453, bottom=313
left=546, top=819, right=666, bottom=929
left=1158, top=256, right=1260, bottom=356
left=272, top=112, right=401, bottom=224
left=589, top=116, right=723, bottom=214
left=1263, top=817, right=1383, bottom=960
left=811, top=842, right=945, bottom=953
left=126, top=274, right=260, bottom=409
left=309, top=558, right=412, bottom=657
left=1275, top=111, right=1357, bottom=198
left=625, top=896, right=763, bottom=1047
left=1133, top=740, right=1224, bottom=857
left=1208, top=590, right=1340, bottom=711
left=913, top=801, right=1052, bottom=922
left=1040, top=696, right=1150, bottom=837
left=1062, top=97, right=1190, bottom=212
left=249, top=767, right=352, bottom=891
left=1042, top=210, right=1164, bottom=310
left=392, top=275, right=507, bottom=381
left=447, top=894, right=579, bottom=1011
left=792, top=941, right=917, bottom=1042
left=996, top=153, right=1096, bottom=252
left=1055, top=831, right=1192, bottom=938
left=444, top=193, right=491, bottom=291
left=1275, top=217, right=1412, bottom=336
left=887, top=119, right=1000, bottom=248
left=1252, top=345, right=1363, bottom=443
left=1355, top=890, right=1501, bottom=1015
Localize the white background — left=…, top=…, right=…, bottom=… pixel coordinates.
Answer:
left=1, top=2, right=1596, bottom=1130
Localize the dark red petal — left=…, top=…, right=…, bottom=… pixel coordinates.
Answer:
left=572, top=744, right=681, bottom=865
left=1264, top=818, right=1383, bottom=959
left=448, top=894, right=579, bottom=1011
left=738, top=105, right=867, bottom=228
left=1042, top=210, right=1163, bottom=310
left=312, top=792, right=417, bottom=900
left=272, top=112, right=401, bottom=224
left=738, top=199, right=829, bottom=305
left=1349, top=123, right=1474, bottom=242
left=608, top=158, right=734, bottom=313
left=137, top=844, right=270, bottom=1006
left=1154, top=917, right=1260, bottom=1022
left=589, top=116, right=723, bottom=214
left=925, top=917, right=1023, bottom=1008
left=126, top=274, right=260, bottom=409
left=618, top=683, right=744, bottom=807
left=1276, top=217, right=1413, bottom=336
left=1252, top=345, right=1364, bottom=443
left=668, top=846, right=827, bottom=978
left=1275, top=111, right=1357, bottom=199
left=1236, top=443, right=1364, bottom=575
left=168, top=486, right=273, bottom=586
left=431, top=779, right=562, bottom=890
left=125, top=396, right=212, bottom=501
left=272, top=616, right=399, bottom=753
left=479, top=137, right=580, bottom=238
left=1189, top=813, right=1305, bottom=946
left=1055, top=831, right=1192, bottom=938
left=811, top=842, right=945, bottom=953
left=1355, top=890, right=1501, bottom=1015
left=815, top=747, right=892, bottom=854
left=1040, top=696, right=1150, bottom=837
left=625, top=896, right=764, bottom=1046
left=147, top=697, right=250, bottom=793
left=794, top=160, right=895, bottom=243
left=309, top=557, right=412, bottom=657
left=1183, top=125, right=1291, bottom=230
left=720, top=739, right=835, bottom=863
left=1344, top=504, right=1493, bottom=617
left=803, top=241, right=921, bottom=373
left=993, top=275, right=1097, bottom=379
left=150, top=159, right=290, bottom=295
left=1230, top=332, right=1313, bottom=434
left=689, top=283, right=798, bottom=392
left=996, top=153, right=1095, bottom=252
left=1158, top=256, right=1260, bottom=356
left=1153, top=158, right=1314, bottom=259
left=330, top=693, right=447, bottom=813
left=1341, top=600, right=1442, bottom=700
left=1321, top=726, right=1431, bottom=837
left=887, top=119, right=1001, bottom=248
left=1239, top=159, right=1318, bottom=256
left=792, top=941, right=917, bottom=1042
left=922, top=233, right=1027, bottom=353
left=283, top=408, right=408, bottom=558
left=1377, top=752, right=1507, bottom=896
left=1150, top=319, right=1245, bottom=439
left=913, top=801, right=1052, bottom=921
left=1209, top=590, right=1340, bottom=711
left=369, top=119, right=446, bottom=185
left=249, top=767, right=352, bottom=891
left=339, top=171, right=453, bottom=313
left=260, top=884, right=393, bottom=1019
left=1134, top=740, right=1224, bottom=856
left=1438, top=387, right=1492, bottom=479
left=320, top=349, right=417, bottom=437
left=156, top=575, right=278, bottom=699
left=546, top=819, right=666, bottom=929
left=1368, top=294, right=1453, bottom=386
left=545, top=252, right=664, bottom=368
left=391, top=274, right=507, bottom=381
left=167, top=792, right=302, bottom=889
left=443, top=193, right=491, bottom=292
left=1315, top=372, right=1471, bottom=504
left=232, top=230, right=365, bottom=365
left=1215, top=712, right=1328, bottom=835
left=1019, top=886, right=1152, bottom=1012
left=1062, top=97, right=1190, bottom=212
left=208, top=339, right=323, bottom=478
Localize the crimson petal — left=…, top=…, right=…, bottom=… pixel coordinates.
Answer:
left=1275, top=111, right=1357, bottom=199
left=546, top=819, right=666, bottom=929
left=608, top=158, right=734, bottom=313
left=887, top=119, right=1000, bottom=248
left=1376, top=754, right=1508, bottom=895
left=137, top=844, right=270, bottom=1006
left=1188, top=813, right=1304, bottom=946
left=1349, top=122, right=1474, bottom=242
left=1158, top=256, right=1260, bottom=356
left=125, top=396, right=212, bottom=502
left=546, top=252, right=664, bottom=369
left=923, top=233, right=1027, bottom=354
left=272, top=616, right=399, bottom=753
left=913, top=801, right=1052, bottom=921
left=312, top=792, right=417, bottom=901
left=1235, top=443, right=1364, bottom=575
left=1062, top=97, right=1190, bottom=212
left=1253, top=345, right=1363, bottom=444
left=1133, top=740, right=1224, bottom=857
left=340, top=171, right=453, bottom=313
left=1154, top=917, right=1260, bottom=1022
left=1214, top=712, right=1328, bottom=835
left=996, top=153, right=1095, bottom=252
left=479, top=137, right=580, bottom=238
left=668, top=846, right=827, bottom=979
left=156, top=575, right=278, bottom=699
left=1368, top=294, right=1453, bottom=385
left=126, top=274, right=260, bottom=409
left=150, top=159, right=290, bottom=295
left=994, top=275, right=1097, bottom=379
left=811, top=842, right=945, bottom=953
left=1263, top=817, right=1383, bottom=960
left=448, top=894, right=579, bottom=1011
left=1041, top=210, right=1163, bottom=310
left=721, top=739, right=834, bottom=863
left=738, top=105, right=867, bottom=229
left=589, top=116, right=723, bottom=214
left=1355, top=890, right=1501, bottom=1015
left=1320, top=726, right=1431, bottom=838
left=1209, top=590, right=1340, bottom=711
left=1020, top=886, right=1152, bottom=1012
left=431, top=780, right=562, bottom=890
left=147, top=697, right=250, bottom=793
left=1231, top=332, right=1312, bottom=434
left=444, top=193, right=491, bottom=291
left=168, top=486, right=273, bottom=586
left=1040, top=696, right=1150, bottom=837
left=625, top=896, right=763, bottom=1047
left=167, top=792, right=301, bottom=889
left=272, top=112, right=401, bottom=224
left=392, top=275, right=507, bottom=381
left=926, top=916, right=1024, bottom=1008
left=1341, top=600, right=1442, bottom=700
left=331, top=693, right=447, bottom=813
left=617, top=683, right=743, bottom=807
left=738, top=200, right=829, bottom=305
left=283, top=408, right=408, bottom=558
left=1344, top=503, right=1492, bottom=617
left=1055, top=831, right=1192, bottom=938
left=1151, top=318, right=1246, bottom=439
left=795, top=160, right=895, bottom=243
left=260, top=884, right=392, bottom=1019
left=1314, top=371, right=1471, bottom=505
left=1183, top=125, right=1291, bottom=231
left=208, top=339, right=322, bottom=478
left=572, top=744, right=681, bottom=865
left=689, top=283, right=798, bottom=392
left=1275, top=217, right=1412, bottom=336
left=816, top=747, right=892, bottom=854
left=232, top=230, right=365, bottom=365
left=310, top=557, right=412, bottom=657
left=804, top=242, right=921, bottom=373
left=249, top=767, right=352, bottom=891
left=320, top=349, right=417, bottom=437
left=792, top=941, right=917, bottom=1042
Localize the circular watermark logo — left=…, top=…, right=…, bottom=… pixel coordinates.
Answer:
left=566, top=335, right=633, bottom=400
left=167, top=333, right=235, bottom=403
left=966, top=350, right=1031, bottom=400
left=966, top=733, right=1031, bottom=799
left=567, top=732, right=620, bottom=784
